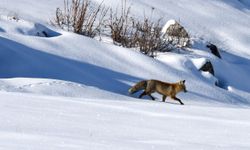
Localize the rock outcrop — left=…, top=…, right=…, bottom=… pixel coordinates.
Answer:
left=161, top=20, right=190, bottom=47
left=206, top=43, right=222, bottom=59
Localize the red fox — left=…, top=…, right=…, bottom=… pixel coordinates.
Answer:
left=128, top=79, right=187, bottom=105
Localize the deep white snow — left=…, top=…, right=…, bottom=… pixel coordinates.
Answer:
left=0, top=0, right=250, bottom=149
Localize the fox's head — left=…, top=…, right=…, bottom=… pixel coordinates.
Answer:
left=179, top=80, right=187, bottom=93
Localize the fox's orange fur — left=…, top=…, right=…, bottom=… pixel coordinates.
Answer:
left=128, top=79, right=187, bottom=105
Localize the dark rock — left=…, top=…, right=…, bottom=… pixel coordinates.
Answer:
left=199, top=60, right=214, bottom=76
left=42, top=31, right=48, bottom=37
left=206, top=44, right=221, bottom=59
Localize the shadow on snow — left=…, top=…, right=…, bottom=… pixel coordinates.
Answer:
left=0, top=37, right=141, bottom=96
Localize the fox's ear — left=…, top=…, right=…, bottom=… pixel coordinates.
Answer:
left=180, top=80, right=185, bottom=85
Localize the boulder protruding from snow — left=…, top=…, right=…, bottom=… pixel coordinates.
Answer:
left=191, top=58, right=218, bottom=85
left=206, top=43, right=221, bottom=59
left=192, top=58, right=215, bottom=76
left=199, top=60, right=214, bottom=76
left=29, top=23, right=61, bottom=37
left=161, top=19, right=190, bottom=47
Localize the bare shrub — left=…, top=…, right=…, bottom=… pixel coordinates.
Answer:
left=52, top=0, right=108, bottom=38
left=107, top=0, right=132, bottom=47
left=51, top=0, right=186, bottom=57
left=107, top=2, right=171, bottom=57
left=132, top=17, right=171, bottom=57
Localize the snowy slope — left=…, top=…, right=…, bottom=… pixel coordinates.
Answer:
left=1, top=0, right=250, bottom=57
left=97, top=0, right=250, bottom=58
left=1, top=0, right=250, bottom=149
left=1, top=16, right=249, bottom=105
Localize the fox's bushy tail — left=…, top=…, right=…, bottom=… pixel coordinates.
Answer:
left=128, top=80, right=147, bottom=94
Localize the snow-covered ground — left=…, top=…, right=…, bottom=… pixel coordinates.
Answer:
left=0, top=0, right=250, bottom=149
left=1, top=91, right=250, bottom=150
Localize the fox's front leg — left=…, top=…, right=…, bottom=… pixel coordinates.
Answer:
left=162, top=95, right=167, bottom=102
left=139, top=91, right=155, bottom=100
left=148, top=94, right=155, bottom=100
left=171, top=96, right=184, bottom=105
left=139, top=91, right=146, bottom=98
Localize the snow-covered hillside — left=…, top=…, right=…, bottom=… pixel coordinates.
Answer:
left=0, top=0, right=250, bottom=149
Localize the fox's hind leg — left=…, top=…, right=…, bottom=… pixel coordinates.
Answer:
left=139, top=82, right=156, bottom=100
left=162, top=95, right=167, bottom=102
